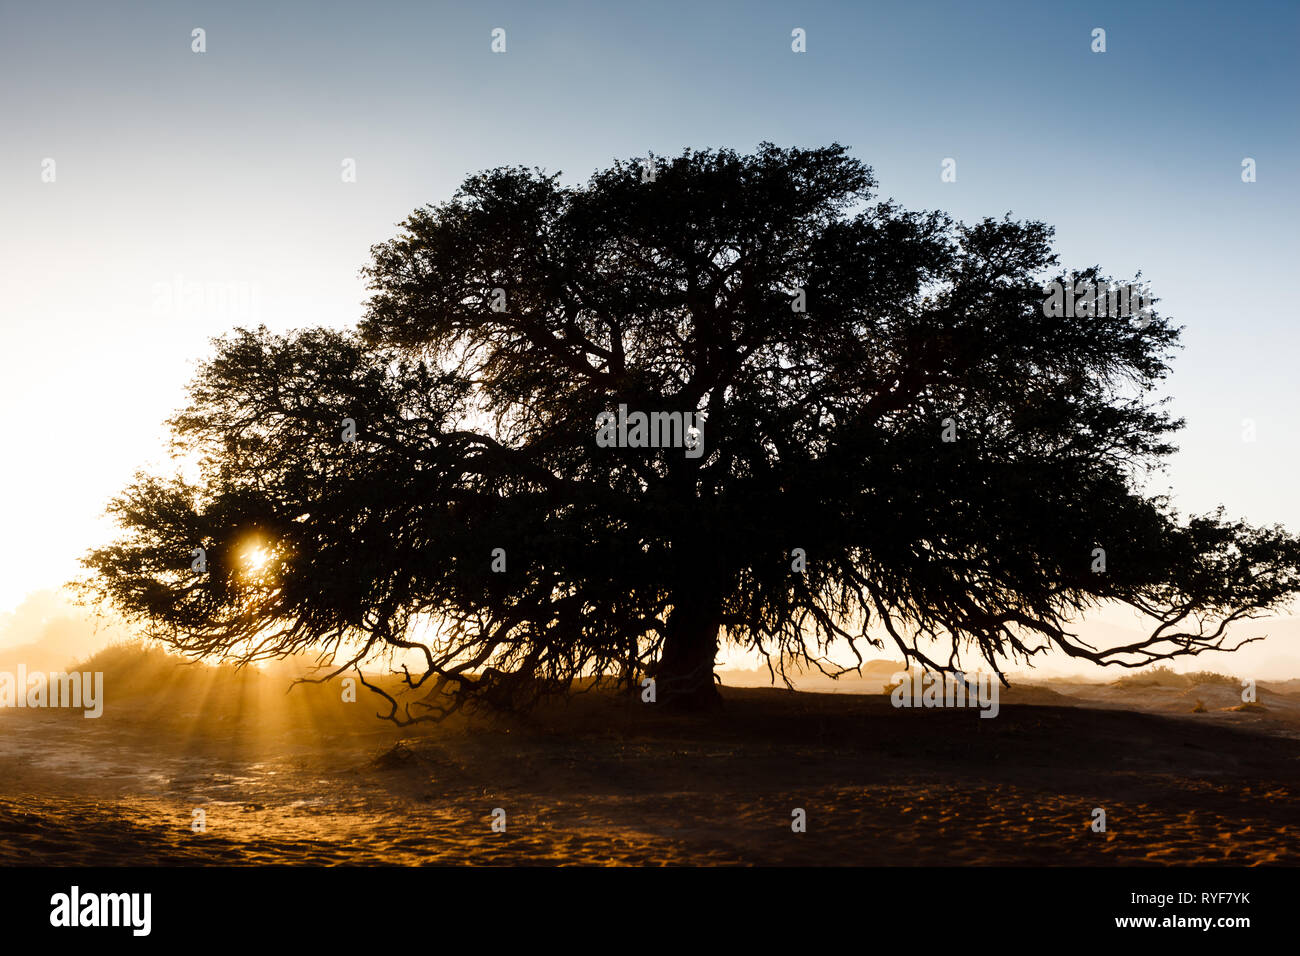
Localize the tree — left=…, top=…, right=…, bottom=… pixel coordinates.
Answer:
left=82, top=143, right=1300, bottom=718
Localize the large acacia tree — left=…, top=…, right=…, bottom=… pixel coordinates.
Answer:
left=83, top=144, right=1300, bottom=716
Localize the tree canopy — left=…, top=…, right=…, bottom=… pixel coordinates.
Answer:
left=82, top=143, right=1300, bottom=718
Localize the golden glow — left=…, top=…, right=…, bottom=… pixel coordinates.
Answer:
left=237, top=535, right=279, bottom=584
left=243, top=545, right=272, bottom=573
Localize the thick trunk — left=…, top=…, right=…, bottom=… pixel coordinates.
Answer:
left=656, top=484, right=724, bottom=709
left=655, top=603, right=722, bottom=710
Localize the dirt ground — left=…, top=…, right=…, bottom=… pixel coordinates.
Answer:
left=1, top=647, right=1297, bottom=865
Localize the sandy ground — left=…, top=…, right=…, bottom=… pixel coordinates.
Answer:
left=1, top=647, right=1297, bottom=865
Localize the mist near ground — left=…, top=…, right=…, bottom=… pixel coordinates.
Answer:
left=4, top=587, right=1296, bottom=686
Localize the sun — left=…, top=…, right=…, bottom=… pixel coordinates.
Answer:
left=237, top=536, right=278, bottom=581
left=243, top=545, right=272, bottom=572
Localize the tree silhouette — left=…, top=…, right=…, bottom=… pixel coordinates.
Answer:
left=82, top=144, right=1300, bottom=717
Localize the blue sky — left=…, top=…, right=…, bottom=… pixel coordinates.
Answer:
left=1, top=0, right=1297, bottom=671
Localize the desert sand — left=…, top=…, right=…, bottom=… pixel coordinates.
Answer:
left=0, top=645, right=1296, bottom=866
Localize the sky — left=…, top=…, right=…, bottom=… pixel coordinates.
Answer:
left=1, top=0, right=1297, bottom=674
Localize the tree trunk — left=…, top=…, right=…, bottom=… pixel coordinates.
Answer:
left=656, top=484, right=724, bottom=710
left=656, top=602, right=722, bottom=710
